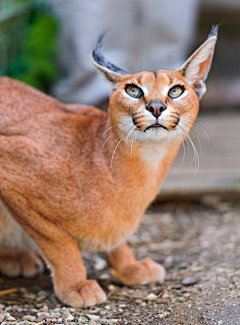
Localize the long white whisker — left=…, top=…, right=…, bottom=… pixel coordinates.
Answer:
left=178, top=125, right=199, bottom=176
left=181, top=116, right=210, bottom=145
left=100, top=132, right=114, bottom=156
left=180, top=121, right=201, bottom=157
left=131, top=129, right=138, bottom=157
left=175, top=129, right=186, bottom=170
left=101, top=120, right=133, bottom=156
left=103, top=120, right=131, bottom=136
left=131, top=129, right=137, bottom=158
left=111, top=123, right=137, bottom=166
left=187, top=133, right=199, bottom=175
left=125, top=125, right=136, bottom=156
left=110, top=138, right=123, bottom=168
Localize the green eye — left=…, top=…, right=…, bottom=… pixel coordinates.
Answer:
left=168, top=86, right=184, bottom=98
left=125, top=85, right=143, bottom=98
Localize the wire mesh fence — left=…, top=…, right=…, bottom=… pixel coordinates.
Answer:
left=0, top=0, right=59, bottom=92
left=0, top=0, right=36, bottom=73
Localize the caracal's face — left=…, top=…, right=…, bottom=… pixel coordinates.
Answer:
left=93, top=27, right=218, bottom=145
left=109, top=69, right=199, bottom=144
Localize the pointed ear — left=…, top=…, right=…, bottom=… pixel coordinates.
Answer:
left=91, top=33, right=129, bottom=88
left=177, top=25, right=218, bottom=99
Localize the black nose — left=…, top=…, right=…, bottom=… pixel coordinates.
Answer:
left=146, top=102, right=166, bottom=118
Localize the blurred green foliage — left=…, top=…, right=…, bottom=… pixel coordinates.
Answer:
left=1, top=2, right=59, bottom=92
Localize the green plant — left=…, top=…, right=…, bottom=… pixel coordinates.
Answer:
left=2, top=5, right=59, bottom=92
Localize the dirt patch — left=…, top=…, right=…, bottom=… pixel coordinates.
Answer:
left=1, top=198, right=240, bottom=324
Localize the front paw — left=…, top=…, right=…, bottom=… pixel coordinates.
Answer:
left=56, top=279, right=107, bottom=307
left=110, top=258, right=166, bottom=285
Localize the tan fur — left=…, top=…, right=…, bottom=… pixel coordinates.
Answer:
left=0, top=30, right=217, bottom=307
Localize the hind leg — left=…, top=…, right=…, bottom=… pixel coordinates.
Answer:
left=0, top=201, right=44, bottom=278
left=0, top=247, right=44, bottom=278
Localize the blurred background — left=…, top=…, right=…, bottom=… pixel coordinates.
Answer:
left=0, top=0, right=240, bottom=200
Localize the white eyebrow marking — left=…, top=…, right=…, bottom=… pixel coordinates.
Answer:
left=141, top=85, right=151, bottom=97
left=162, top=85, right=170, bottom=97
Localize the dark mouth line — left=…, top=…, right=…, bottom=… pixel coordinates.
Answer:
left=144, top=123, right=169, bottom=132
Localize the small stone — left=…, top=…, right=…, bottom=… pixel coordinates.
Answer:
left=36, top=313, right=47, bottom=322
left=224, top=243, right=235, bottom=251
left=63, top=312, right=74, bottom=321
left=36, top=295, right=46, bottom=302
left=89, top=320, right=96, bottom=325
left=164, top=255, right=174, bottom=264
left=6, top=315, right=16, bottom=321
left=23, top=315, right=36, bottom=321
left=101, top=319, right=118, bottom=324
left=108, top=284, right=116, bottom=292
left=162, top=292, right=170, bottom=299
left=99, top=273, right=110, bottom=279
left=39, top=305, right=48, bottom=312
left=100, top=310, right=107, bottom=316
left=5, top=306, right=12, bottom=311
left=0, top=314, right=5, bottom=322
left=51, top=313, right=62, bottom=318
left=78, top=316, right=88, bottom=323
left=201, top=194, right=220, bottom=209
left=94, top=257, right=107, bottom=270
left=37, top=290, right=47, bottom=296
left=26, top=293, right=36, bottom=300
left=158, top=312, right=169, bottom=319
left=53, top=308, right=61, bottom=312
left=86, top=314, right=100, bottom=321
left=179, top=263, right=188, bottom=269
left=182, top=275, right=198, bottom=286
left=146, top=293, right=157, bottom=299
left=110, top=320, right=119, bottom=325
left=172, top=284, right=182, bottom=289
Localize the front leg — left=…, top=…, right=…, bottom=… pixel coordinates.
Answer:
left=1, top=199, right=106, bottom=308
left=49, top=237, right=107, bottom=307
left=107, top=242, right=166, bottom=285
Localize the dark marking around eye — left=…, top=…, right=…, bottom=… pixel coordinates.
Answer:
left=168, top=85, right=185, bottom=98
left=125, top=84, right=143, bottom=98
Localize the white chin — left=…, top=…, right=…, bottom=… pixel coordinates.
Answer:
left=135, top=128, right=172, bottom=142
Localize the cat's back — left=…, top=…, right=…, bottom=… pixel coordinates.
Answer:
left=0, top=76, right=62, bottom=116
left=0, top=76, right=107, bottom=135
left=0, top=76, right=108, bottom=169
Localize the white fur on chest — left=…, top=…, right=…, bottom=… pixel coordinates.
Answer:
left=141, top=143, right=167, bottom=166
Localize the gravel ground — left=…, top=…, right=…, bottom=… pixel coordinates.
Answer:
left=1, top=196, right=240, bottom=325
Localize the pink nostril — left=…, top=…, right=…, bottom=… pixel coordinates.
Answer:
left=146, top=102, right=166, bottom=118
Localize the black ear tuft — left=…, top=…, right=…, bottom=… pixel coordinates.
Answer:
left=92, top=33, right=127, bottom=75
left=208, top=24, right=219, bottom=39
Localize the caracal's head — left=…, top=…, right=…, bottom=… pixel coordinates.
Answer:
left=92, top=26, right=218, bottom=144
